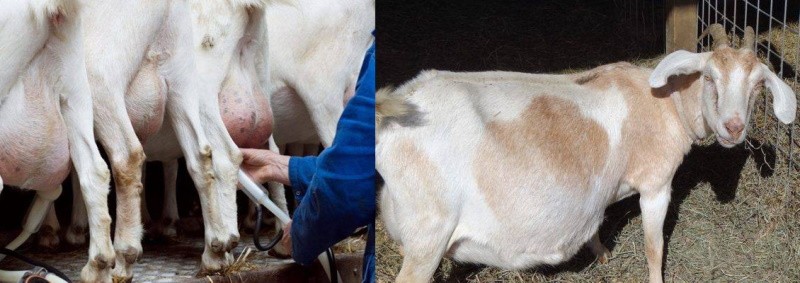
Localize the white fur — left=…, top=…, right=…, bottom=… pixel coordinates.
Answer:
left=52, top=0, right=264, bottom=279
left=649, top=51, right=711, bottom=88
left=761, top=63, right=797, bottom=123
left=149, top=0, right=374, bottom=237
left=0, top=1, right=114, bottom=282
left=268, top=0, right=375, bottom=147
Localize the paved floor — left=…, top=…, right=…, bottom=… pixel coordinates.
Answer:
left=0, top=233, right=292, bottom=282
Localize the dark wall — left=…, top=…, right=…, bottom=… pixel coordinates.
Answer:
left=377, top=0, right=665, bottom=86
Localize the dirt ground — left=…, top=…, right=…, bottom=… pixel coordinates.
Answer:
left=376, top=0, right=800, bottom=282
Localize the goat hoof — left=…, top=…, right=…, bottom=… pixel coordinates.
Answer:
left=595, top=248, right=611, bottom=264
left=200, top=251, right=233, bottom=276
left=162, top=224, right=178, bottom=239
left=225, top=234, right=239, bottom=251
left=37, top=226, right=60, bottom=250
left=597, top=253, right=609, bottom=264
left=92, top=253, right=116, bottom=270
left=112, top=275, right=133, bottom=283
left=210, top=238, right=225, bottom=253
left=66, top=225, right=88, bottom=246
left=119, top=247, right=141, bottom=264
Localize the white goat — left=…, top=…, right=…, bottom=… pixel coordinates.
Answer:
left=7, top=0, right=277, bottom=280
left=136, top=0, right=375, bottom=237
left=0, top=0, right=113, bottom=281
left=268, top=0, right=376, bottom=148
left=375, top=25, right=796, bottom=283
left=139, top=0, right=291, bottom=240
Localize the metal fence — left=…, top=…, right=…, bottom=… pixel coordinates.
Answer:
left=698, top=0, right=800, bottom=178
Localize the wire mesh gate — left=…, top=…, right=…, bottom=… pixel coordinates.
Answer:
left=698, top=0, right=799, bottom=201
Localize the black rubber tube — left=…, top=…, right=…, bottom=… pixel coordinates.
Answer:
left=325, top=248, right=338, bottom=283
left=0, top=247, right=72, bottom=283
left=252, top=205, right=283, bottom=251
left=251, top=203, right=338, bottom=283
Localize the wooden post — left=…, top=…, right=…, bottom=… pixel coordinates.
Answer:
left=665, top=0, right=698, bottom=52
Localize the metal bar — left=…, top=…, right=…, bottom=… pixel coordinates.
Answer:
left=744, top=1, right=799, bottom=33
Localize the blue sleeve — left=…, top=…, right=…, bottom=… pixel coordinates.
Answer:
left=289, top=43, right=376, bottom=265
left=288, top=156, right=316, bottom=200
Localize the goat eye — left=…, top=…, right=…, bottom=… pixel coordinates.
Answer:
left=703, top=75, right=712, bottom=81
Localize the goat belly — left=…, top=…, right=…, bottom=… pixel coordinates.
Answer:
left=0, top=80, right=71, bottom=189
left=219, top=84, right=273, bottom=148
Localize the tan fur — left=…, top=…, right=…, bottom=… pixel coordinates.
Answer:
left=710, top=48, right=758, bottom=75
left=376, top=87, right=409, bottom=127
left=572, top=63, right=634, bottom=88
left=474, top=96, right=609, bottom=216
left=577, top=65, right=698, bottom=189
left=392, top=139, right=448, bottom=216
left=573, top=62, right=638, bottom=87
left=709, top=47, right=759, bottom=86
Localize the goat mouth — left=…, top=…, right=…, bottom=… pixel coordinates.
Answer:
left=718, top=136, right=738, bottom=147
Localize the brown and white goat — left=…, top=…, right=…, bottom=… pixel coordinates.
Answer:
left=375, top=24, right=796, bottom=283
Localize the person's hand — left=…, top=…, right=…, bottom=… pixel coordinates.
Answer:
left=269, top=221, right=293, bottom=259
left=240, top=148, right=291, bottom=185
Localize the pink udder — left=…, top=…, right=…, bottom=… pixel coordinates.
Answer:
left=219, top=85, right=273, bottom=148
left=0, top=115, right=71, bottom=189
left=126, top=60, right=167, bottom=142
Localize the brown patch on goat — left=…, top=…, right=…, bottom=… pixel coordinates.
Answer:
left=391, top=139, right=448, bottom=217
left=201, top=145, right=216, bottom=187
left=710, top=48, right=758, bottom=74
left=617, top=70, right=700, bottom=189
left=111, top=147, right=146, bottom=229
left=709, top=48, right=759, bottom=86
left=474, top=96, right=609, bottom=215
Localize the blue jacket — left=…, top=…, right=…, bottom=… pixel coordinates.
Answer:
left=288, top=42, right=376, bottom=283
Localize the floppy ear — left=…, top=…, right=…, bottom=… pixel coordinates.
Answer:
left=761, top=63, right=797, bottom=124
left=649, top=50, right=711, bottom=88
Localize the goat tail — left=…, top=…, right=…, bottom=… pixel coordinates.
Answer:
left=376, top=87, right=409, bottom=127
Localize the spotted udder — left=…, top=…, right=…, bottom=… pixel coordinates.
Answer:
left=219, top=80, right=273, bottom=148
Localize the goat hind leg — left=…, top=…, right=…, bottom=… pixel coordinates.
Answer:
left=160, top=3, right=233, bottom=270
left=3, top=187, right=62, bottom=256
left=37, top=202, right=61, bottom=249
left=65, top=171, right=88, bottom=246
left=588, top=232, right=611, bottom=264
left=155, top=159, right=180, bottom=239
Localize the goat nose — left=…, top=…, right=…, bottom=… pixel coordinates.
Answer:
left=724, top=119, right=744, bottom=139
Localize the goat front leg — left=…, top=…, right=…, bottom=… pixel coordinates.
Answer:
left=54, top=15, right=116, bottom=283
left=199, top=101, right=243, bottom=253
left=639, top=186, right=671, bottom=283
left=93, top=83, right=147, bottom=281
left=160, top=3, right=233, bottom=271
